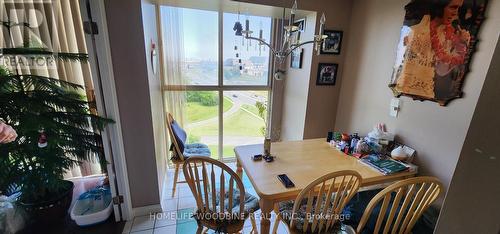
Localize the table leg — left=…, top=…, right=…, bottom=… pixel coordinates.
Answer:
left=259, top=198, right=273, bottom=234
left=236, top=158, right=243, bottom=178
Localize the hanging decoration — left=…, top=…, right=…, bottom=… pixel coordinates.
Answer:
left=150, top=39, right=158, bottom=75
left=233, top=11, right=244, bottom=71
left=38, top=129, right=48, bottom=148
left=232, top=0, right=328, bottom=65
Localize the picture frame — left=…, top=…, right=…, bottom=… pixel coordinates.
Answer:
left=389, top=0, right=488, bottom=106
left=316, top=63, right=338, bottom=86
left=290, top=48, right=303, bottom=69
left=320, top=30, right=343, bottom=55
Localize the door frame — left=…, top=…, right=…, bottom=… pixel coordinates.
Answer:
left=79, top=0, right=133, bottom=221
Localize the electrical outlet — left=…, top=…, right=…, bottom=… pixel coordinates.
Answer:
left=390, top=98, right=400, bottom=118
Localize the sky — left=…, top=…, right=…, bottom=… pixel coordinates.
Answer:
left=162, top=6, right=272, bottom=62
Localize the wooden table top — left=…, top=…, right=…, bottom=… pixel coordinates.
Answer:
left=235, top=138, right=417, bottom=200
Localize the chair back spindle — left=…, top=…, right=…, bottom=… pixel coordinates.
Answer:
left=183, top=157, right=246, bottom=220
left=356, top=176, right=443, bottom=234
left=289, top=171, right=362, bottom=233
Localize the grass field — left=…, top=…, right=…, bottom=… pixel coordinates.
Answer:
left=188, top=109, right=264, bottom=137
left=208, top=145, right=236, bottom=159
left=186, top=97, right=232, bottom=123
left=183, top=90, right=267, bottom=160
left=241, top=104, right=260, bottom=117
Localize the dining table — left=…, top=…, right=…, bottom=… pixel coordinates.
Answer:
left=234, top=138, right=417, bottom=234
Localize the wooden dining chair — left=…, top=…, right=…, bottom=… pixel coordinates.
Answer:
left=355, top=176, right=443, bottom=234
left=166, top=113, right=210, bottom=197
left=273, top=171, right=362, bottom=234
left=183, top=156, right=259, bottom=234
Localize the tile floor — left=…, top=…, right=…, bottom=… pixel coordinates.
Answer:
left=122, top=163, right=289, bottom=234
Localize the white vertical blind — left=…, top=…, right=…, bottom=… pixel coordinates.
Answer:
left=1, top=0, right=101, bottom=178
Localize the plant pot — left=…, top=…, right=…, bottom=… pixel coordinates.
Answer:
left=18, top=180, right=74, bottom=226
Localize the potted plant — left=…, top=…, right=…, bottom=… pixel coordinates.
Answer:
left=0, top=21, right=113, bottom=226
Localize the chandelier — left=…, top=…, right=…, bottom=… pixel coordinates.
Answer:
left=233, top=0, right=327, bottom=65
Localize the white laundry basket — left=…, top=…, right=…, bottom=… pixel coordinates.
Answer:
left=70, top=185, right=113, bottom=226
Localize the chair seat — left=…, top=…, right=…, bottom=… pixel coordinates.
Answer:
left=218, top=187, right=260, bottom=214
left=184, top=143, right=211, bottom=157
left=200, top=188, right=260, bottom=216
left=194, top=188, right=260, bottom=230
left=185, top=143, right=209, bottom=150
left=278, top=197, right=341, bottom=233
left=170, top=143, right=211, bottom=160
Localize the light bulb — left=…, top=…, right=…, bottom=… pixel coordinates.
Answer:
left=320, top=13, right=326, bottom=24
left=291, top=0, right=297, bottom=14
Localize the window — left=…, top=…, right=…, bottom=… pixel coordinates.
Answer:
left=223, top=13, right=272, bottom=86
left=180, top=8, right=218, bottom=85
left=160, top=6, right=272, bottom=161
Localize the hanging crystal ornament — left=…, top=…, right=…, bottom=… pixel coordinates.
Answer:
left=258, top=21, right=263, bottom=56
left=247, top=32, right=252, bottom=51
left=248, top=15, right=252, bottom=49
left=38, top=128, right=48, bottom=148
left=234, top=42, right=239, bottom=67
left=233, top=0, right=328, bottom=71
left=233, top=9, right=241, bottom=71
left=241, top=14, right=253, bottom=52
left=237, top=9, right=244, bottom=46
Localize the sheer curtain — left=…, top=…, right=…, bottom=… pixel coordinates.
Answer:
left=160, top=6, right=186, bottom=126
left=1, top=0, right=102, bottom=178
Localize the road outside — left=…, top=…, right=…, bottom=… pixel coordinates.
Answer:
left=185, top=90, right=267, bottom=159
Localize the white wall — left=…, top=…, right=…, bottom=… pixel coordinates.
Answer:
left=335, top=0, right=500, bottom=192
left=105, top=0, right=160, bottom=208
left=436, top=38, right=500, bottom=234
left=141, top=1, right=168, bottom=197
left=241, top=0, right=354, bottom=141
left=280, top=12, right=316, bottom=141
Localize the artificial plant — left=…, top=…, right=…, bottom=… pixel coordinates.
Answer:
left=0, top=21, right=112, bottom=203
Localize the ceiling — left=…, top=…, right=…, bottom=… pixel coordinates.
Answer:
left=148, top=0, right=314, bottom=19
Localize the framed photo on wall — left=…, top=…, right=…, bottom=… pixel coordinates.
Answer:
left=316, top=63, right=338, bottom=86
left=389, top=0, right=489, bottom=106
left=290, top=48, right=303, bottom=69
left=320, top=30, right=343, bottom=55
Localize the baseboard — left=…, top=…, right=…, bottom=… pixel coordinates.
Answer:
left=132, top=204, right=162, bottom=218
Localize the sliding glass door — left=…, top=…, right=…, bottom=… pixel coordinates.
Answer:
left=160, top=6, right=272, bottom=161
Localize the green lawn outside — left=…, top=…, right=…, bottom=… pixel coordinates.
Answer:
left=207, top=145, right=218, bottom=160
left=241, top=104, right=260, bottom=117
left=187, top=109, right=264, bottom=137
left=224, top=110, right=264, bottom=137
left=208, top=145, right=235, bottom=158
left=184, top=91, right=266, bottom=160
left=186, top=96, right=233, bottom=123
left=241, top=103, right=267, bottom=122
